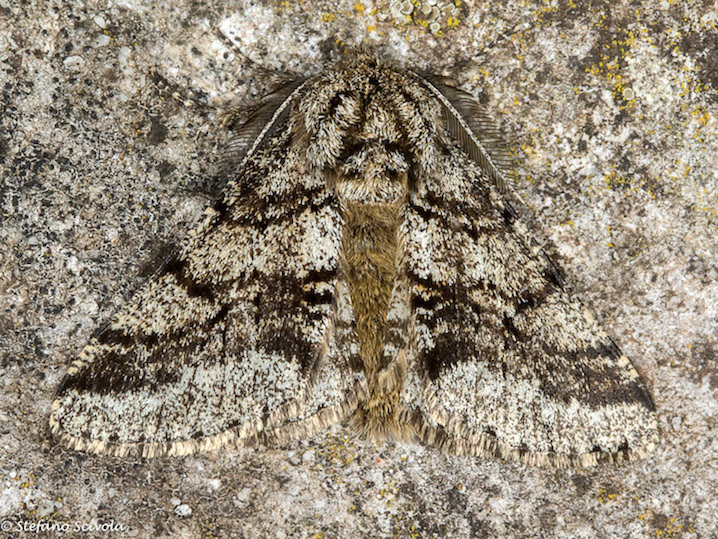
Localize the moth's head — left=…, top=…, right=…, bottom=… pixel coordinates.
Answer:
left=226, top=51, right=513, bottom=199
left=291, top=53, right=446, bottom=179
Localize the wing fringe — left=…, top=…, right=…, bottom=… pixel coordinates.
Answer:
left=49, top=381, right=366, bottom=458
left=399, top=409, right=659, bottom=469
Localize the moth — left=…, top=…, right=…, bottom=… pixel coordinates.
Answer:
left=50, top=53, right=659, bottom=467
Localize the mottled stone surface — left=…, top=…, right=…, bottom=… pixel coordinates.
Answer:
left=0, top=1, right=716, bottom=537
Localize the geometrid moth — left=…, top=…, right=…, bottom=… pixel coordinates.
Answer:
left=50, top=52, right=659, bottom=467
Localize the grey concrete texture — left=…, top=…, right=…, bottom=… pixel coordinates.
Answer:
left=0, top=0, right=716, bottom=537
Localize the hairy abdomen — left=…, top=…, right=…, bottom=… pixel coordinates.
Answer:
left=341, top=198, right=405, bottom=438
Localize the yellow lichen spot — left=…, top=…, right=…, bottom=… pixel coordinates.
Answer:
left=322, top=12, right=335, bottom=22
left=447, top=17, right=460, bottom=29
left=367, top=25, right=377, bottom=32
left=692, top=106, right=710, bottom=126
left=354, top=2, right=364, bottom=13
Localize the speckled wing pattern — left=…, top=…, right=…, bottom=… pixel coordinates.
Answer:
left=397, top=144, right=658, bottom=467
left=50, top=119, right=365, bottom=457
left=50, top=53, right=658, bottom=466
